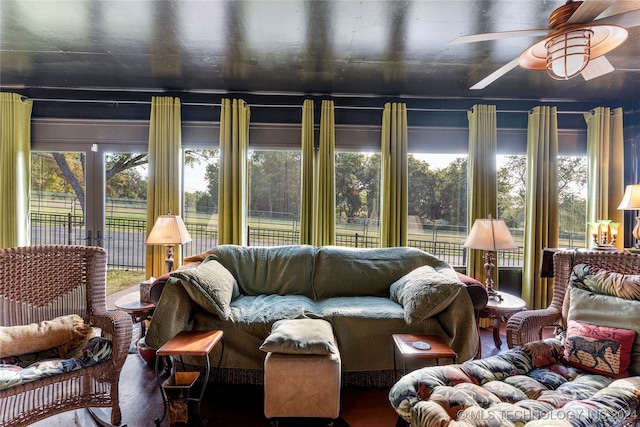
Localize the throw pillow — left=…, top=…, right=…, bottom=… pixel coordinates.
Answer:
left=259, top=319, right=338, bottom=355
left=567, top=286, right=640, bottom=375
left=171, top=259, right=240, bottom=321
left=390, top=265, right=464, bottom=325
left=563, top=320, right=636, bottom=378
left=0, top=314, right=92, bottom=358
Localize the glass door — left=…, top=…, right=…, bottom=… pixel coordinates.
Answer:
left=31, top=150, right=90, bottom=246
left=31, top=146, right=148, bottom=273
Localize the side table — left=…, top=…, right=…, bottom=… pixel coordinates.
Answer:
left=114, top=291, right=155, bottom=340
left=479, top=291, right=526, bottom=351
left=154, top=330, right=224, bottom=426
left=392, top=333, right=457, bottom=380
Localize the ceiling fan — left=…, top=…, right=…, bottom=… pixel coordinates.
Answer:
left=449, top=0, right=640, bottom=89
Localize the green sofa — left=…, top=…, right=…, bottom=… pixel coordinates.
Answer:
left=145, top=245, right=483, bottom=386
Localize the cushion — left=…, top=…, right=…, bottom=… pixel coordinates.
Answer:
left=171, top=259, right=240, bottom=320
left=570, top=264, right=640, bottom=301
left=564, top=320, right=636, bottom=378
left=259, top=319, right=338, bottom=355
left=390, top=265, right=464, bottom=325
left=313, top=246, right=450, bottom=299
left=0, top=336, right=112, bottom=391
left=0, top=314, right=92, bottom=358
left=210, top=245, right=316, bottom=298
left=568, top=286, right=640, bottom=375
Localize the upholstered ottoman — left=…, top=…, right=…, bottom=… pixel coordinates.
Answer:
left=261, top=319, right=341, bottom=426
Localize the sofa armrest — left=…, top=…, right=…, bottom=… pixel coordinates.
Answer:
left=145, top=279, right=196, bottom=350
left=149, top=273, right=171, bottom=305
left=456, top=272, right=488, bottom=311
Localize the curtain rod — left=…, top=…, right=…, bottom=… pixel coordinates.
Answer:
left=24, top=97, right=589, bottom=115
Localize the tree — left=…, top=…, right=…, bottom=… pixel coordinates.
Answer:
left=204, top=161, right=220, bottom=213
left=248, top=151, right=301, bottom=217
left=361, top=154, right=381, bottom=219
left=335, top=153, right=366, bottom=221
left=497, top=155, right=526, bottom=228
left=496, top=154, right=587, bottom=239
left=407, top=155, right=437, bottom=220
left=48, top=150, right=217, bottom=215
left=434, top=157, right=467, bottom=226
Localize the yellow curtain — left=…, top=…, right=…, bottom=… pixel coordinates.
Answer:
left=218, top=98, right=250, bottom=245
left=314, top=100, right=335, bottom=246
left=585, top=107, right=624, bottom=251
left=146, top=96, right=183, bottom=279
left=300, top=99, right=315, bottom=245
left=467, top=104, right=498, bottom=281
left=0, top=92, right=33, bottom=248
left=380, top=102, right=408, bottom=247
left=522, top=106, right=559, bottom=310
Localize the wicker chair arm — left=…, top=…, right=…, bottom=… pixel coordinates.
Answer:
left=505, top=307, right=561, bottom=349
left=92, top=310, right=133, bottom=367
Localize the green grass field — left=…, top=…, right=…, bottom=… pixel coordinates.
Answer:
left=107, top=269, right=146, bottom=295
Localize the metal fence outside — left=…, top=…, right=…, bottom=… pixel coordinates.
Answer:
left=30, top=213, right=525, bottom=270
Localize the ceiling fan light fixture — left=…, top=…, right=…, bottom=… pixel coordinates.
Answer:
left=545, top=29, right=592, bottom=80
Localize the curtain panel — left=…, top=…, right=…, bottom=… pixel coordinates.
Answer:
left=300, top=99, right=315, bottom=245
left=380, top=102, right=408, bottom=247
left=522, top=106, right=559, bottom=310
left=218, top=98, right=250, bottom=246
left=466, top=104, right=498, bottom=283
left=314, top=100, right=336, bottom=246
left=146, top=96, right=183, bottom=279
left=585, top=107, right=624, bottom=251
left=0, top=93, right=33, bottom=248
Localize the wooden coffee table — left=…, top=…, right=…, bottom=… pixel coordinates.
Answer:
left=480, top=291, right=526, bottom=350
left=154, top=330, right=224, bottom=426
left=392, top=333, right=457, bottom=378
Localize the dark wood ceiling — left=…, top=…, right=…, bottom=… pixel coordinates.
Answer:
left=1, top=0, right=639, bottom=104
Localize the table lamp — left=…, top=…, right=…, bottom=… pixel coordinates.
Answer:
left=146, top=212, right=192, bottom=273
left=617, top=184, right=640, bottom=249
left=463, top=216, right=517, bottom=299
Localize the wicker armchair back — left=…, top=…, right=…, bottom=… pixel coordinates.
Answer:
left=506, top=250, right=640, bottom=349
left=0, top=245, right=132, bottom=427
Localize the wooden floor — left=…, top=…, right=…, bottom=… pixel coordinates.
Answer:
left=30, top=326, right=506, bottom=427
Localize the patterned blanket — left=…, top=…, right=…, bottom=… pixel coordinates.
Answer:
left=0, top=337, right=112, bottom=391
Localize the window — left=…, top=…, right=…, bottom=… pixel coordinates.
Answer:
left=408, top=153, right=468, bottom=266
left=558, top=155, right=587, bottom=247
left=334, top=152, right=380, bottom=247
left=248, top=149, right=301, bottom=246
left=182, top=148, right=220, bottom=256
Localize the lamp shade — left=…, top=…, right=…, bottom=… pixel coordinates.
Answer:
left=146, top=214, right=192, bottom=245
left=618, top=184, right=640, bottom=210
left=463, top=218, right=517, bottom=251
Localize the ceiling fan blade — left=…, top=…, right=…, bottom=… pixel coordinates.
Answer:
left=567, top=0, right=614, bottom=24
left=581, top=56, right=615, bottom=81
left=470, top=58, right=520, bottom=90
left=593, top=9, right=640, bottom=28
left=448, top=29, right=548, bottom=45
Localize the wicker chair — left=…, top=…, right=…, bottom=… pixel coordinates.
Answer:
left=0, top=245, right=133, bottom=427
left=506, top=250, right=640, bottom=349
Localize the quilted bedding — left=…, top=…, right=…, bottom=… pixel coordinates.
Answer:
left=390, top=338, right=640, bottom=426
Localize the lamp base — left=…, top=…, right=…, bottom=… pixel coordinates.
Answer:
left=164, top=244, right=175, bottom=274
left=484, top=251, right=503, bottom=302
